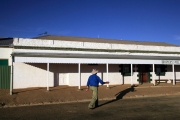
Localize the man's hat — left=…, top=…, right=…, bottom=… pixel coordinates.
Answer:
left=92, top=69, right=99, bottom=74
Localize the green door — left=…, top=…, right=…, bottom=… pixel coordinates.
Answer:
left=0, top=60, right=10, bottom=89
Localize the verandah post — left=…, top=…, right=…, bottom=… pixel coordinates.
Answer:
left=78, top=63, right=81, bottom=89
left=106, top=63, right=109, bottom=88
left=172, top=64, right=175, bottom=85
left=47, top=62, right=49, bottom=91
left=10, top=56, right=13, bottom=95
left=131, top=64, right=133, bottom=85
left=153, top=64, right=155, bottom=86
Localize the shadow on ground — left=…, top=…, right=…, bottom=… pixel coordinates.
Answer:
left=98, top=85, right=137, bottom=108
left=12, top=88, right=43, bottom=94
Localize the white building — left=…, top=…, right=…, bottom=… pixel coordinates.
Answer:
left=0, top=36, right=180, bottom=94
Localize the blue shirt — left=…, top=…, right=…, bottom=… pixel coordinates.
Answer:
left=86, top=74, right=105, bottom=87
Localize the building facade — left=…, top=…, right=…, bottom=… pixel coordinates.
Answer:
left=1, top=36, right=180, bottom=94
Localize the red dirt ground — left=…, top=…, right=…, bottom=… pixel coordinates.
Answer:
left=1, top=84, right=180, bottom=107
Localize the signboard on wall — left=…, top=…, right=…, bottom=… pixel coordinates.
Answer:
left=162, top=60, right=180, bottom=64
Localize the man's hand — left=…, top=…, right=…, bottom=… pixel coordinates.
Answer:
left=105, top=81, right=109, bottom=84
left=86, top=86, right=89, bottom=92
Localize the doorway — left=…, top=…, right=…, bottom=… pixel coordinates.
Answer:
left=138, top=65, right=150, bottom=84
left=59, top=73, right=69, bottom=85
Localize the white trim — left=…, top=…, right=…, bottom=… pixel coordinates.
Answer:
left=15, top=56, right=173, bottom=64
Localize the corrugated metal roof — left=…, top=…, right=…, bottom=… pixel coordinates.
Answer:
left=34, top=35, right=178, bottom=47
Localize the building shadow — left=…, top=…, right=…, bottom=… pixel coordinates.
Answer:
left=98, top=85, right=137, bottom=108
left=12, top=88, right=44, bottom=94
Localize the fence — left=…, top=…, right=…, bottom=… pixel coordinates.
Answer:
left=0, top=66, right=11, bottom=89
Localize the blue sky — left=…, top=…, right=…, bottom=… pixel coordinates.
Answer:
left=0, top=0, right=180, bottom=45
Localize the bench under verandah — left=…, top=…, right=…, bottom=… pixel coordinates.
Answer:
left=170, top=79, right=180, bottom=83
left=155, top=79, right=169, bottom=85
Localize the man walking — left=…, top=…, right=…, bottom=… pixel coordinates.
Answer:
left=86, top=69, right=109, bottom=109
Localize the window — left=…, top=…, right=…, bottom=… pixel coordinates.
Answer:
left=155, top=65, right=167, bottom=76
left=119, top=64, right=131, bottom=76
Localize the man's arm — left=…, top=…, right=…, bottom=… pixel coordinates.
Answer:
left=97, top=76, right=109, bottom=85
left=104, top=81, right=109, bottom=84
left=86, top=76, right=90, bottom=91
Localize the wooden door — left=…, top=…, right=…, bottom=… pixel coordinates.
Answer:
left=140, top=72, right=148, bottom=82
left=139, top=65, right=148, bottom=83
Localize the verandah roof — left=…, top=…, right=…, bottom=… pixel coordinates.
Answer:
left=12, top=52, right=180, bottom=64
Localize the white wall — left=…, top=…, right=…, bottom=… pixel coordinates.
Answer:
left=14, top=63, right=125, bottom=88
left=13, top=63, right=180, bottom=89
left=13, top=63, right=53, bottom=89
left=0, top=47, right=13, bottom=65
